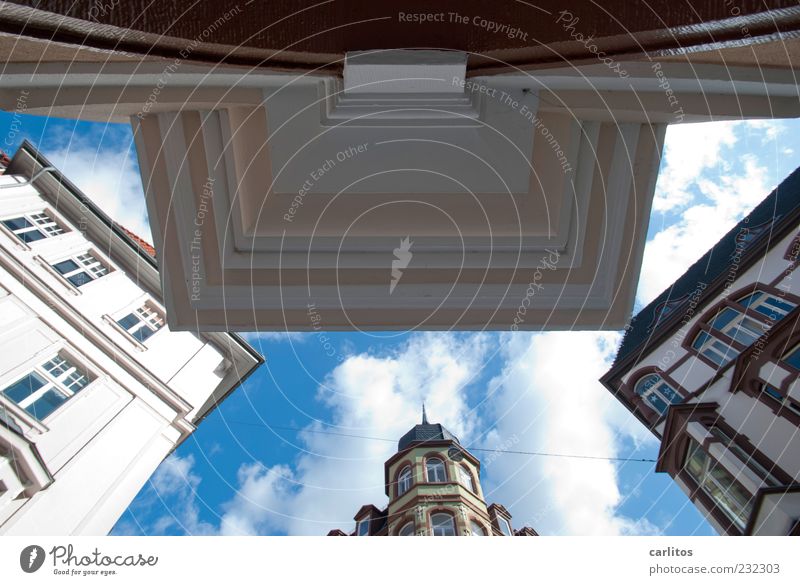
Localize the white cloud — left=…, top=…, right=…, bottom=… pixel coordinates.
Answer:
left=113, top=454, right=216, bottom=536
left=652, top=122, right=737, bottom=212
left=43, top=135, right=151, bottom=241
left=638, top=124, right=774, bottom=304
left=480, top=331, right=660, bottom=535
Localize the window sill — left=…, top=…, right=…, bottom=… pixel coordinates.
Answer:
left=33, top=255, right=82, bottom=296
left=102, top=315, right=149, bottom=352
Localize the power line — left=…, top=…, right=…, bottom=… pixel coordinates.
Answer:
left=228, top=420, right=657, bottom=463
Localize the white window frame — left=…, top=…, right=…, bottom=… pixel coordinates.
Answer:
left=115, top=303, right=165, bottom=345
left=50, top=250, right=111, bottom=288
left=457, top=465, right=475, bottom=492
left=356, top=518, right=370, bottom=536
left=397, top=465, right=412, bottom=497
left=692, top=290, right=797, bottom=366
left=683, top=438, right=753, bottom=530
left=0, top=352, right=93, bottom=422
left=430, top=513, right=456, bottom=536
left=1, top=210, right=66, bottom=244
left=426, top=457, right=446, bottom=483
left=634, top=373, right=681, bottom=415
left=497, top=516, right=512, bottom=536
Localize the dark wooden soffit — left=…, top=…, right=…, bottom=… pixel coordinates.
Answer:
left=1, top=1, right=799, bottom=74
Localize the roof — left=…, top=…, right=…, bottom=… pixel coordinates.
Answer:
left=610, top=164, right=800, bottom=371
left=397, top=422, right=460, bottom=451
left=118, top=225, right=156, bottom=258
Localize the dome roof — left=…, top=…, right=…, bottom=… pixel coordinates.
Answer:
left=397, top=406, right=460, bottom=451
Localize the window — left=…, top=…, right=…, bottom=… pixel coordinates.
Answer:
left=470, top=521, right=486, bottom=536
left=691, top=290, right=796, bottom=366
left=497, top=516, right=512, bottom=536
left=683, top=438, right=753, bottom=530
left=52, top=252, right=109, bottom=287
left=457, top=465, right=475, bottom=492
left=634, top=373, right=681, bottom=415
left=431, top=513, right=456, bottom=536
left=356, top=519, right=370, bottom=536
left=1, top=354, right=92, bottom=421
left=426, top=457, right=446, bottom=483
left=117, top=304, right=165, bottom=343
left=398, top=522, right=415, bottom=536
left=397, top=465, right=412, bottom=497
left=709, top=427, right=780, bottom=487
left=761, top=343, right=800, bottom=416
left=2, top=211, right=65, bottom=243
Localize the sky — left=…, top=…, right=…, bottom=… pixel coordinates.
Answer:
left=2, top=110, right=799, bottom=536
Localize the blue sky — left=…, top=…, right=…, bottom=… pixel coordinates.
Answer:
left=2, top=110, right=799, bottom=536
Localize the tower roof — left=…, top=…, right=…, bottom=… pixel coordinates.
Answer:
left=397, top=408, right=460, bottom=451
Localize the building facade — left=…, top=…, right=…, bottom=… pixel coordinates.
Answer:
left=0, top=142, right=262, bottom=535
left=601, top=167, right=800, bottom=535
left=328, top=410, right=538, bottom=536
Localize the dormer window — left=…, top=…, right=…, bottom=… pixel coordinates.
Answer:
left=52, top=251, right=110, bottom=287
left=426, top=457, right=446, bottom=483
left=2, top=211, right=65, bottom=243
left=498, top=516, right=512, bottom=536
left=356, top=518, right=370, bottom=536
left=634, top=373, right=681, bottom=415
left=397, top=465, right=412, bottom=497
left=117, top=303, right=165, bottom=343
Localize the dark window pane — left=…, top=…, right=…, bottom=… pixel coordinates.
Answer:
left=67, top=272, right=92, bottom=287
left=18, top=230, right=46, bottom=243
left=738, top=292, right=763, bottom=308
left=784, top=347, right=800, bottom=370
left=132, top=326, right=155, bottom=342
left=53, top=259, right=80, bottom=275
left=710, top=308, right=738, bottom=331
left=117, top=313, right=139, bottom=331
left=25, top=389, right=67, bottom=421
left=2, top=372, right=47, bottom=403
left=3, top=217, right=33, bottom=231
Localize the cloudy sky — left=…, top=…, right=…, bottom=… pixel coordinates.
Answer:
left=2, top=110, right=798, bottom=536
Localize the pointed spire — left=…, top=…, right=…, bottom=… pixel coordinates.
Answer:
left=422, top=403, right=429, bottom=425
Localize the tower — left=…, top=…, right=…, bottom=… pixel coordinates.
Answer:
left=328, top=409, right=538, bottom=536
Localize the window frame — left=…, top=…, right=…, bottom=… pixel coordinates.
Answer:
left=396, top=465, right=413, bottom=497
left=457, top=464, right=475, bottom=492
left=115, top=302, right=165, bottom=345
left=497, top=516, right=513, bottom=536
left=0, top=352, right=94, bottom=422
left=687, top=288, right=797, bottom=368
left=1, top=210, right=66, bottom=245
left=425, top=457, right=447, bottom=483
left=356, top=518, right=370, bottom=536
left=633, top=372, right=682, bottom=416
left=682, top=437, right=754, bottom=531
left=50, top=250, right=112, bottom=289
left=430, top=512, right=456, bottom=536
left=397, top=521, right=415, bottom=536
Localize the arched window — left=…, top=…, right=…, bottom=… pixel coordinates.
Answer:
left=426, top=457, right=446, bottom=483
left=431, top=513, right=456, bottom=536
left=634, top=373, right=681, bottom=415
left=457, top=465, right=475, bottom=492
left=470, top=520, right=486, bottom=536
left=397, top=465, right=413, bottom=497
left=692, top=289, right=796, bottom=366
left=398, top=521, right=415, bottom=536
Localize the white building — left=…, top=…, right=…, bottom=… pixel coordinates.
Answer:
left=601, top=167, right=800, bottom=535
left=0, top=142, right=262, bottom=535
